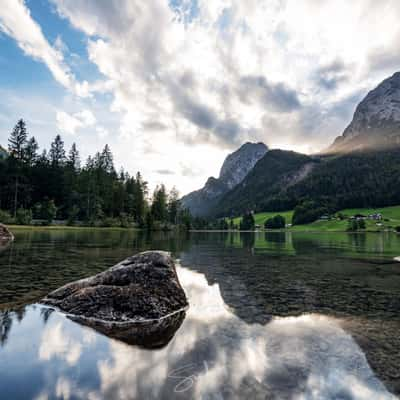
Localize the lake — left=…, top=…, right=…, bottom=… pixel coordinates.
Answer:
left=0, top=229, right=399, bottom=399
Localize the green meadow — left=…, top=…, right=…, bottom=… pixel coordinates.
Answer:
left=232, top=205, right=400, bottom=232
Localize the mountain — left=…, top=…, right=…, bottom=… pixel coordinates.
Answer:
left=329, top=71, right=400, bottom=152
left=213, top=150, right=318, bottom=217
left=214, top=148, right=400, bottom=218
left=181, top=142, right=268, bottom=216
left=185, top=71, right=400, bottom=219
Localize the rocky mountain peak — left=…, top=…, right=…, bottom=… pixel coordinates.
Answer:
left=181, top=142, right=268, bottom=216
left=329, top=71, right=400, bottom=152
left=344, top=72, right=400, bottom=138
left=219, top=142, right=268, bottom=189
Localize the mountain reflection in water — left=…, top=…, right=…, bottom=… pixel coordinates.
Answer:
left=0, top=265, right=395, bottom=400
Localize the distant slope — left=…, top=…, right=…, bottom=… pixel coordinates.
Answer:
left=329, top=71, right=400, bottom=152
left=215, top=148, right=400, bottom=218
left=214, top=150, right=318, bottom=217
left=286, top=148, right=400, bottom=210
left=181, top=142, right=267, bottom=216
left=233, top=210, right=294, bottom=226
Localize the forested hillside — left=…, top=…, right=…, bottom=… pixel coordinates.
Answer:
left=214, top=150, right=318, bottom=217
left=210, top=147, right=400, bottom=222
left=287, top=149, right=400, bottom=210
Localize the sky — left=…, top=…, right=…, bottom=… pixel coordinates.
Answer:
left=1, top=0, right=400, bottom=195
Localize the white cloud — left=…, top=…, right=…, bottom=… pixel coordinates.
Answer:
left=49, top=0, right=400, bottom=192
left=77, top=109, right=96, bottom=126
left=0, top=0, right=70, bottom=88
left=96, top=126, right=109, bottom=139
left=0, top=0, right=93, bottom=98
left=4, top=0, right=400, bottom=193
left=56, top=109, right=96, bottom=135
left=39, top=322, right=82, bottom=366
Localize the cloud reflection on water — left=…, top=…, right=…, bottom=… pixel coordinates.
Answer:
left=0, top=265, right=395, bottom=400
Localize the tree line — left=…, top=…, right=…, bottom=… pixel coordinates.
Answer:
left=0, top=119, right=191, bottom=229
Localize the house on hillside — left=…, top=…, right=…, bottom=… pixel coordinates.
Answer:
left=351, top=214, right=367, bottom=220
left=369, top=213, right=382, bottom=220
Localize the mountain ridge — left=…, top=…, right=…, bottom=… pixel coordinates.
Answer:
left=329, top=71, right=400, bottom=152
left=181, top=142, right=268, bottom=216
left=213, top=150, right=318, bottom=217
left=184, top=71, right=400, bottom=218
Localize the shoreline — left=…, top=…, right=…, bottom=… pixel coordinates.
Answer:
left=189, top=228, right=394, bottom=234
left=5, top=225, right=397, bottom=234
left=7, top=225, right=139, bottom=232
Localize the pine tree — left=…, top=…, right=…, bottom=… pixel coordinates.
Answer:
left=168, top=186, right=180, bottom=224
left=151, top=184, right=168, bottom=222
left=8, top=119, right=27, bottom=160
left=8, top=119, right=28, bottom=216
left=38, top=149, right=48, bottom=164
left=133, top=172, right=147, bottom=226
left=68, top=143, right=80, bottom=171
left=240, top=212, right=255, bottom=230
left=49, top=135, right=66, bottom=166
left=100, top=144, right=114, bottom=174
left=25, top=137, right=39, bottom=166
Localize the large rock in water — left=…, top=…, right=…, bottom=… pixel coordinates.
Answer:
left=41, top=251, right=188, bottom=348
left=0, top=224, right=13, bottom=254
left=0, top=224, right=13, bottom=241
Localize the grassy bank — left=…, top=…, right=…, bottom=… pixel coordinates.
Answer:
left=7, top=225, right=139, bottom=232
left=232, top=210, right=294, bottom=227
left=233, top=205, right=400, bottom=232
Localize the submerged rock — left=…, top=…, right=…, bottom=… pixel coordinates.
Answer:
left=0, top=224, right=13, bottom=242
left=41, top=251, right=188, bottom=347
left=0, top=224, right=13, bottom=254
left=69, top=310, right=186, bottom=349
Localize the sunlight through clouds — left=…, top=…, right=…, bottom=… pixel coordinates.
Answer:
left=1, top=0, right=400, bottom=193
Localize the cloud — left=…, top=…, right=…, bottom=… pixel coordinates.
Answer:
left=180, top=163, right=202, bottom=177
left=56, top=109, right=96, bottom=135
left=39, top=322, right=82, bottom=366
left=238, top=75, right=301, bottom=112
left=154, top=169, right=175, bottom=175
left=4, top=0, right=400, bottom=194
left=314, top=60, right=349, bottom=91
left=168, top=81, right=245, bottom=146
left=96, top=126, right=109, bottom=139
left=46, top=0, right=400, bottom=193
left=368, top=47, right=400, bottom=74
left=0, top=0, right=90, bottom=97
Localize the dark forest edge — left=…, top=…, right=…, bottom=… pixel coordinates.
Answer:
left=0, top=119, right=197, bottom=231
